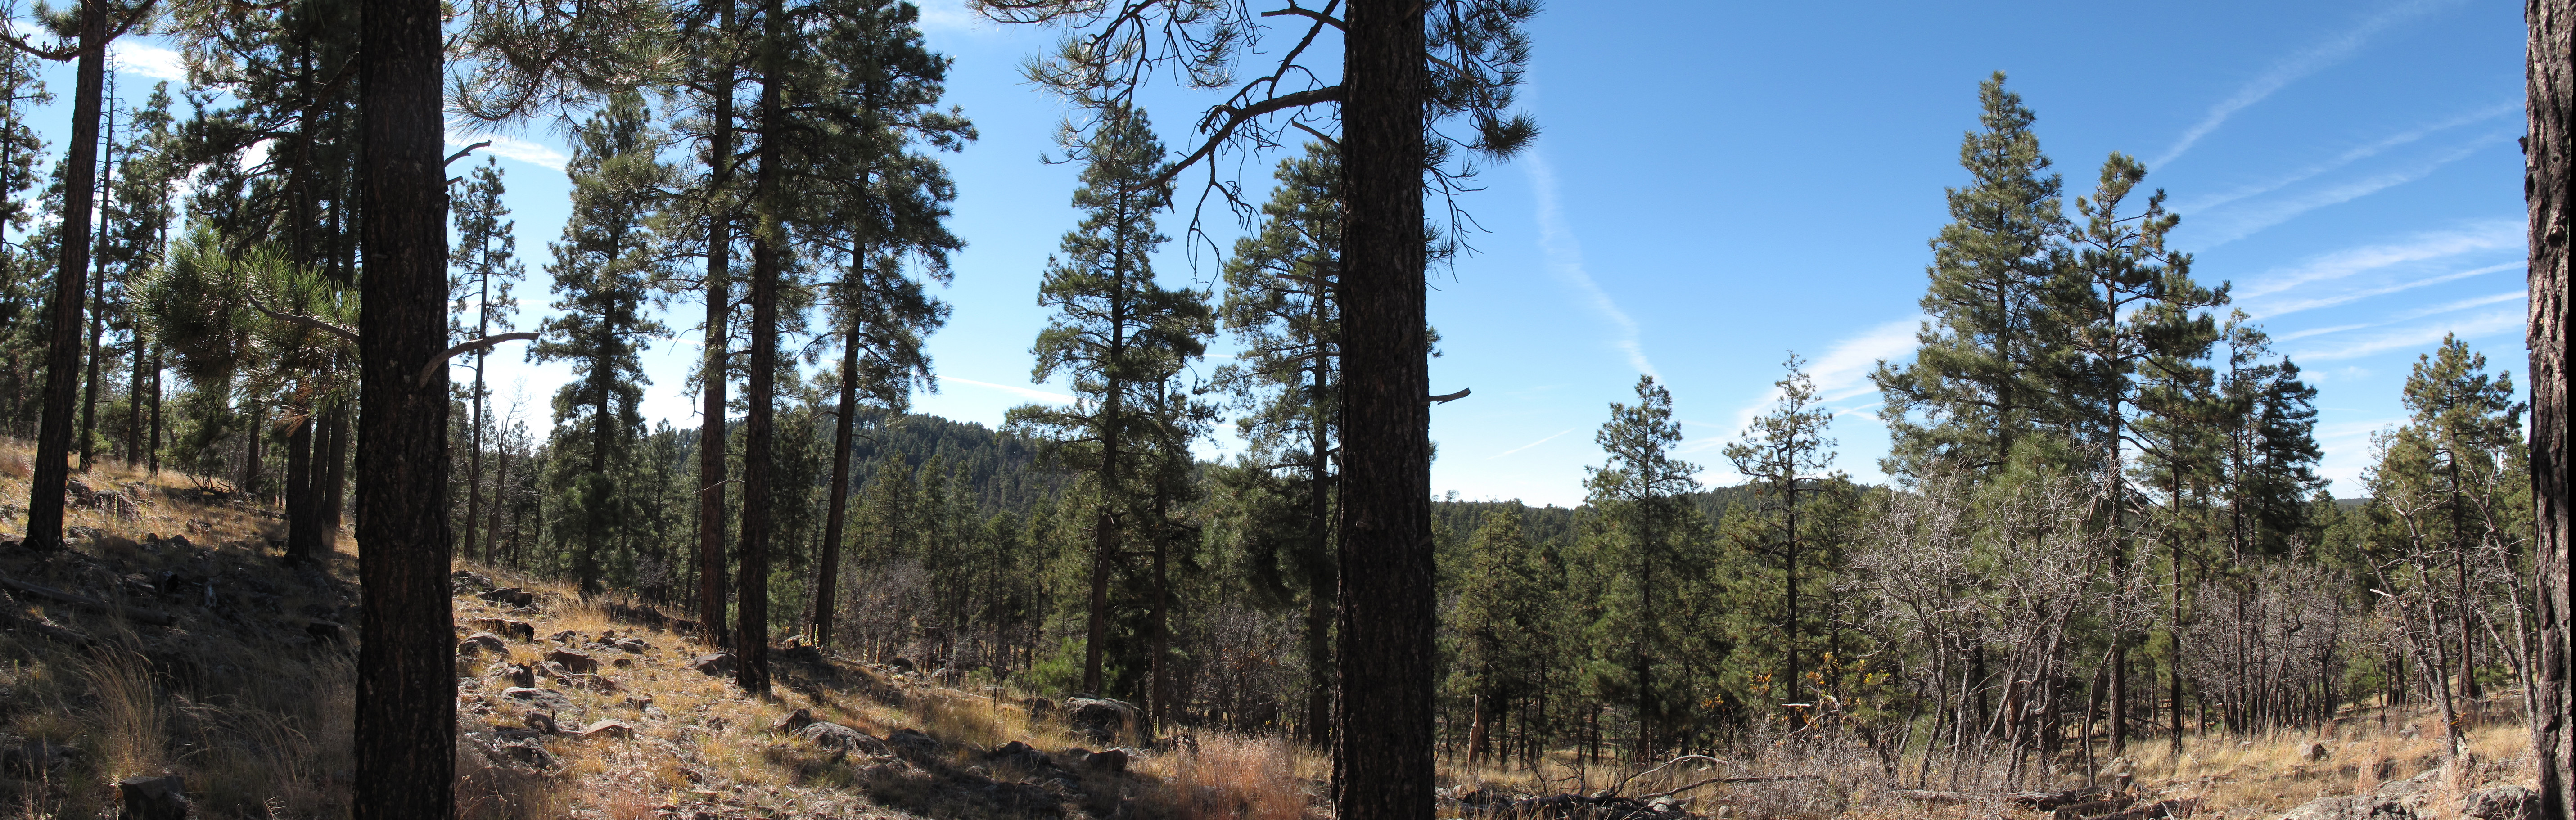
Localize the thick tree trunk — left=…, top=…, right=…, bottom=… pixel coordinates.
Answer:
left=2523, top=3, right=2574, bottom=814
left=734, top=0, right=785, bottom=695
left=1334, top=0, right=1433, bottom=817
left=25, top=5, right=108, bottom=550
left=815, top=318, right=860, bottom=648
left=353, top=0, right=456, bottom=818
left=697, top=0, right=739, bottom=650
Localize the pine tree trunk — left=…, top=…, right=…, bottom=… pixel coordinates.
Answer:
left=815, top=313, right=860, bottom=648
left=353, top=0, right=456, bottom=816
left=244, top=402, right=263, bottom=497
left=126, top=324, right=142, bottom=464
left=323, top=405, right=347, bottom=534
left=1305, top=359, right=1335, bottom=748
left=1334, top=0, right=1433, bottom=816
left=147, top=346, right=161, bottom=474
left=286, top=413, right=316, bottom=563
left=734, top=0, right=786, bottom=695
left=2522, top=2, right=2574, bottom=813
left=697, top=0, right=739, bottom=651
left=78, top=99, right=113, bottom=473
left=465, top=350, right=487, bottom=562
left=26, top=3, right=108, bottom=550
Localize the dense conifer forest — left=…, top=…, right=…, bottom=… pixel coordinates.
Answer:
left=0, top=1, right=2565, bottom=819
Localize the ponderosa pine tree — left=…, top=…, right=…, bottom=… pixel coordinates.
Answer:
left=734, top=0, right=789, bottom=694
left=1721, top=354, right=1840, bottom=715
left=451, top=156, right=525, bottom=563
left=1214, top=141, right=1342, bottom=745
left=1446, top=509, right=1550, bottom=763
left=110, top=82, right=178, bottom=468
left=14, top=0, right=157, bottom=551
left=1007, top=104, right=1212, bottom=697
left=1872, top=72, right=2068, bottom=482
left=2398, top=335, right=2524, bottom=702
left=532, top=91, right=672, bottom=595
left=801, top=0, right=973, bottom=649
left=1584, top=374, right=1700, bottom=760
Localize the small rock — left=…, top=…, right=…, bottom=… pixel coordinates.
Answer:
left=116, top=774, right=188, bottom=820
left=525, top=711, right=558, bottom=734
left=690, top=653, right=736, bottom=677
left=495, top=741, right=552, bottom=769
left=503, top=687, right=574, bottom=714
left=577, top=720, right=636, bottom=740
left=795, top=722, right=891, bottom=755
left=1083, top=747, right=1129, bottom=774
left=479, top=587, right=535, bottom=608
left=2308, top=742, right=2332, bottom=761
left=504, top=663, right=536, bottom=689
left=467, top=617, right=535, bottom=641
left=458, top=633, right=509, bottom=656
left=613, top=638, right=649, bottom=654
left=888, top=727, right=942, bottom=758
left=2460, top=785, right=2538, bottom=820
left=547, top=629, right=580, bottom=643
left=624, top=695, right=655, bottom=710
left=546, top=648, right=596, bottom=673
left=773, top=708, right=817, bottom=734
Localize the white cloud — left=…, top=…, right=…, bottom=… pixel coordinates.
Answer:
left=2287, top=307, right=2524, bottom=362
left=2152, top=0, right=2461, bottom=167
left=915, top=0, right=993, bottom=33
left=2245, top=261, right=2520, bottom=319
left=1527, top=153, right=1658, bottom=380
left=2188, top=132, right=2510, bottom=246
left=447, top=131, right=568, bottom=171
left=1490, top=427, right=1577, bottom=460
left=2173, top=101, right=2515, bottom=214
left=109, top=41, right=186, bottom=82
left=943, top=376, right=1073, bottom=403
left=2235, top=220, right=2522, bottom=301
left=1690, top=316, right=1920, bottom=456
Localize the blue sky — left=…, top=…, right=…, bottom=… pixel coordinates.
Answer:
left=23, top=0, right=2530, bottom=507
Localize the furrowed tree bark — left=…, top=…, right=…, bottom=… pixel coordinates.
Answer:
left=2523, top=2, right=2574, bottom=815
left=285, top=413, right=316, bottom=562
left=24, top=2, right=107, bottom=550
left=735, top=0, right=785, bottom=695
left=354, top=1, right=456, bottom=818
left=1333, top=0, right=1432, bottom=817
left=698, top=0, right=739, bottom=651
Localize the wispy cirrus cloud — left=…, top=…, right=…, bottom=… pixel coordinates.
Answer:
left=2173, top=101, right=2515, bottom=214
left=2287, top=306, right=2523, bottom=362
left=1688, top=316, right=1920, bottom=458
left=1491, top=427, right=1577, bottom=460
left=2152, top=0, right=2463, bottom=168
left=2242, top=261, right=2521, bottom=319
left=2235, top=220, right=2523, bottom=301
left=944, top=376, right=1074, bottom=404
left=2186, top=132, right=2512, bottom=246
left=1527, top=152, right=1658, bottom=380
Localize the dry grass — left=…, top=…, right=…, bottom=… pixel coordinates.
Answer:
left=1143, top=734, right=1318, bottom=820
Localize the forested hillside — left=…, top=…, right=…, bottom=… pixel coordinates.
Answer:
left=0, top=0, right=2562, bottom=819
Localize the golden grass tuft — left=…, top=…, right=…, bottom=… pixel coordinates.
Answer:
left=1146, top=734, right=1318, bottom=820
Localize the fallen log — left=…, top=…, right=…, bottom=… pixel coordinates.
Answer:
left=0, top=576, right=176, bottom=626
left=1639, top=775, right=1825, bottom=798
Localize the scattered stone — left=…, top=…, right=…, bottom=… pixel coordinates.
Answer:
left=887, top=727, right=942, bottom=758
left=794, top=721, right=891, bottom=756
left=1083, top=747, right=1129, bottom=774
left=624, top=695, right=654, bottom=710
left=1066, top=697, right=1144, bottom=743
left=613, top=638, right=649, bottom=654
left=773, top=708, right=817, bottom=735
left=525, top=712, right=558, bottom=734
left=116, top=774, right=188, bottom=820
left=2459, top=786, right=2538, bottom=820
left=479, top=587, right=535, bottom=608
left=502, top=687, right=575, bottom=714
left=546, top=648, right=597, bottom=673
left=546, top=629, right=581, bottom=644
left=495, top=741, right=552, bottom=769
left=458, top=633, right=508, bottom=656
left=504, top=663, right=536, bottom=689
left=690, top=653, right=736, bottom=677
left=2, top=739, right=82, bottom=775
left=577, top=720, right=636, bottom=740
left=467, top=617, right=535, bottom=641
left=2307, top=742, right=2332, bottom=761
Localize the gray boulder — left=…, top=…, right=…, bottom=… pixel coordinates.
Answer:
left=2460, top=786, right=2539, bottom=820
